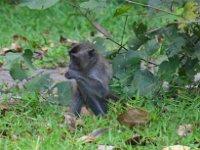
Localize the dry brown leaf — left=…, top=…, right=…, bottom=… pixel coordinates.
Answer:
left=162, top=145, right=190, bottom=150
left=80, top=106, right=91, bottom=116
left=64, top=113, right=83, bottom=132
left=10, top=43, right=23, bottom=52
left=60, top=36, right=78, bottom=44
left=77, top=135, right=96, bottom=143
left=13, top=35, right=19, bottom=42
left=64, top=113, right=76, bottom=132
left=98, top=145, right=120, bottom=150
left=22, top=37, right=28, bottom=42
left=177, top=124, right=193, bottom=137
left=41, top=47, right=49, bottom=51
left=117, top=108, right=149, bottom=128
left=0, top=105, right=7, bottom=116
left=0, top=43, right=23, bottom=54
left=50, top=42, right=54, bottom=48
left=78, top=128, right=109, bottom=143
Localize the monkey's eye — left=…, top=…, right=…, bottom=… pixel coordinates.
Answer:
left=88, top=49, right=95, bottom=58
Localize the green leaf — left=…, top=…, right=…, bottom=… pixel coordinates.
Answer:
left=24, top=74, right=52, bottom=92
left=4, top=53, right=22, bottom=70
left=130, top=70, right=156, bottom=96
left=182, top=1, right=199, bottom=20
left=22, top=49, right=35, bottom=70
left=142, top=39, right=160, bottom=57
left=193, top=41, right=200, bottom=60
left=10, top=64, right=28, bottom=81
left=80, top=0, right=106, bottom=11
left=52, top=81, right=73, bottom=106
left=148, top=0, right=162, bottom=7
left=114, top=5, right=132, bottom=17
left=158, top=56, right=180, bottom=81
left=175, top=7, right=184, bottom=15
left=93, top=37, right=106, bottom=55
left=133, top=22, right=148, bottom=37
left=112, top=50, right=141, bottom=79
left=167, top=36, right=186, bottom=57
left=182, top=58, right=200, bottom=80
left=19, top=0, right=59, bottom=9
left=128, top=36, right=149, bottom=50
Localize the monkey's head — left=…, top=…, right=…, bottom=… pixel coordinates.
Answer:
left=69, top=43, right=98, bottom=71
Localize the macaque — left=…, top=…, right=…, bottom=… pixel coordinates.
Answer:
left=65, top=43, right=119, bottom=116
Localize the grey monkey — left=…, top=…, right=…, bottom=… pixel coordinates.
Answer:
left=65, top=43, right=119, bottom=116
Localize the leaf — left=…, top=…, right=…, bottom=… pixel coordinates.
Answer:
left=78, top=128, right=109, bottom=143
left=162, top=145, right=190, bottom=150
left=0, top=105, right=7, bottom=117
left=181, top=58, right=200, bottom=80
left=80, top=0, right=106, bottom=11
left=130, top=70, right=157, bottom=96
left=98, top=145, right=118, bottom=150
left=64, top=113, right=84, bottom=133
left=167, top=36, right=186, bottom=57
left=133, top=22, right=148, bottom=37
left=142, top=39, right=160, bottom=57
left=4, top=53, right=22, bottom=70
left=112, top=50, right=141, bottom=79
left=117, top=108, right=149, bottom=128
left=114, top=5, right=132, bottom=17
left=158, top=56, right=180, bottom=81
left=128, top=36, right=149, bottom=50
left=148, top=0, right=162, bottom=7
left=93, top=37, right=106, bottom=54
left=22, top=49, right=35, bottom=70
left=175, top=7, right=184, bottom=15
left=176, top=124, right=193, bottom=137
left=19, top=0, right=59, bottom=10
left=52, top=81, right=73, bottom=105
left=182, top=1, right=199, bottom=20
left=24, top=73, right=52, bottom=92
left=9, top=64, right=28, bottom=81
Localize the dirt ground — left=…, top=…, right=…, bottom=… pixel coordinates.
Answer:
left=0, top=67, right=67, bottom=89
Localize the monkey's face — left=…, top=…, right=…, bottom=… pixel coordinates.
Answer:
left=70, top=49, right=97, bottom=71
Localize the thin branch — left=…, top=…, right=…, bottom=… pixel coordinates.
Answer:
left=126, top=0, right=179, bottom=17
left=141, top=58, right=158, bottom=66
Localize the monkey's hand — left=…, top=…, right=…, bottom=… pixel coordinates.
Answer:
left=65, top=69, right=81, bottom=79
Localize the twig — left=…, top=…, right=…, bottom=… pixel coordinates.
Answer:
left=141, top=58, right=158, bottom=66
left=126, top=0, right=179, bottom=17
left=117, top=16, right=128, bottom=52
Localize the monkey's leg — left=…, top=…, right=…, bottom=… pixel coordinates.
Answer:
left=70, top=91, right=84, bottom=116
left=86, top=97, right=107, bottom=116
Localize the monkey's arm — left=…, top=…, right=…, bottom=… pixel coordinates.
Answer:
left=66, top=69, right=108, bottom=98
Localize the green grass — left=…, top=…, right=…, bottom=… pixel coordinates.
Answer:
left=1, top=1, right=199, bottom=150
left=0, top=94, right=200, bottom=149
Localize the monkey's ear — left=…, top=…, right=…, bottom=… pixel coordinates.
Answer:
left=88, top=49, right=96, bottom=57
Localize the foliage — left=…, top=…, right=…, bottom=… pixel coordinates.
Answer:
left=47, top=0, right=200, bottom=97
left=1, top=0, right=200, bottom=149
left=2, top=0, right=200, bottom=98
